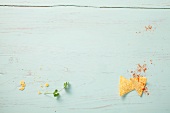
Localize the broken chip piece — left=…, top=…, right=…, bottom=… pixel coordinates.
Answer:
left=130, top=77, right=147, bottom=96
left=119, top=76, right=134, bottom=96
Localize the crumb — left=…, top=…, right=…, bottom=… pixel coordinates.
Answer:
left=40, top=85, right=43, bottom=88
left=20, top=80, right=25, bottom=85
left=21, top=83, right=26, bottom=87
left=19, top=80, right=26, bottom=91
left=137, top=64, right=147, bottom=73
left=45, top=83, right=49, bottom=87
left=38, top=91, right=42, bottom=95
left=19, top=86, right=25, bottom=91
left=150, top=60, right=153, bottom=64
left=130, top=63, right=150, bottom=96
left=145, top=25, right=152, bottom=31
left=148, top=25, right=152, bottom=29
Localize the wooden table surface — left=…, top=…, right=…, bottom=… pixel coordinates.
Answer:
left=0, top=1, right=170, bottom=113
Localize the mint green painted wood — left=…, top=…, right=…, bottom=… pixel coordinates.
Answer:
left=0, top=6, right=170, bottom=113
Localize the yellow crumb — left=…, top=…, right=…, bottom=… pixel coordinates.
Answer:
left=40, top=85, right=43, bottom=88
left=19, top=80, right=26, bottom=91
left=21, top=83, right=26, bottom=87
left=38, top=91, right=42, bottom=95
left=19, top=86, right=25, bottom=91
left=20, top=80, right=25, bottom=85
left=45, top=83, right=49, bottom=87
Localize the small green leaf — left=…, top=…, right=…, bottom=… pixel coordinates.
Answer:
left=53, top=89, right=58, bottom=93
left=44, top=81, right=69, bottom=98
left=53, top=89, right=59, bottom=97
left=64, top=82, right=69, bottom=88
left=53, top=93, right=59, bottom=97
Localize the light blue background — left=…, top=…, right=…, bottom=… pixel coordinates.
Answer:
left=0, top=3, right=170, bottom=113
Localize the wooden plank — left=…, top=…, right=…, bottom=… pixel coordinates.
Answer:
left=0, top=7, right=170, bottom=113
left=0, top=0, right=170, bottom=8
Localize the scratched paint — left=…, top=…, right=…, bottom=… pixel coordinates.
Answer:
left=0, top=3, right=170, bottom=113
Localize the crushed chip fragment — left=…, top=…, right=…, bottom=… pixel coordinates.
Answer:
left=119, top=76, right=134, bottom=96
left=130, top=77, right=147, bottom=96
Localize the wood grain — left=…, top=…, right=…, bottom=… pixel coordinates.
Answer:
left=0, top=0, right=170, bottom=8
left=0, top=4, right=170, bottom=113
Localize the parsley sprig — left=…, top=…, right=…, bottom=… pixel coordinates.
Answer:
left=44, top=82, right=69, bottom=97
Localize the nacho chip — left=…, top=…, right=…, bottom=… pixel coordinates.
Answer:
left=119, top=76, right=134, bottom=96
left=130, top=77, right=147, bottom=96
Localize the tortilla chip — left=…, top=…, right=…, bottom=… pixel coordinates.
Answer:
left=119, top=76, right=134, bottom=96
left=130, top=77, right=147, bottom=96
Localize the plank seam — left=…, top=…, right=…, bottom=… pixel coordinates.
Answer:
left=0, top=5, right=170, bottom=9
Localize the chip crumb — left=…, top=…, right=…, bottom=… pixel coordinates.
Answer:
left=21, top=83, right=26, bottom=87
left=145, top=25, right=152, bottom=31
left=19, top=86, right=25, bottom=91
left=20, top=80, right=25, bottom=85
left=130, top=63, right=150, bottom=96
left=38, top=91, right=42, bottom=94
left=19, top=80, right=26, bottom=91
left=150, top=60, right=153, bottom=64
left=40, top=85, right=43, bottom=88
left=45, top=83, right=49, bottom=87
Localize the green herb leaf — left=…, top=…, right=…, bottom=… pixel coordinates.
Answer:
left=53, top=89, right=59, bottom=97
left=53, top=93, right=59, bottom=97
left=53, top=89, right=58, bottom=93
left=64, top=82, right=69, bottom=89
left=44, top=82, right=69, bottom=98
